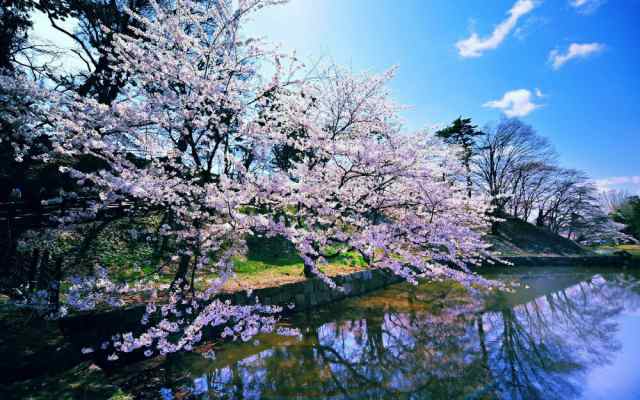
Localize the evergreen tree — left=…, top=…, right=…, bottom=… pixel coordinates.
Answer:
left=436, top=117, right=483, bottom=198
left=612, top=196, right=640, bottom=240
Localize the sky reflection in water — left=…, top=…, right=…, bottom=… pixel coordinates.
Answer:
left=113, top=267, right=640, bottom=400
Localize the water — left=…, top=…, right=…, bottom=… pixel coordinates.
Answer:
left=98, top=266, right=640, bottom=400
left=4, top=267, right=636, bottom=399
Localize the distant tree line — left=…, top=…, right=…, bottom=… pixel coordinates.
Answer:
left=601, top=190, right=640, bottom=241
left=436, top=117, right=634, bottom=245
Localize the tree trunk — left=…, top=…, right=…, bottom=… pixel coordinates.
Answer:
left=303, top=259, right=315, bottom=279
left=170, top=255, right=191, bottom=291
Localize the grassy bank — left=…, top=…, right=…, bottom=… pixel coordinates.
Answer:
left=224, top=250, right=367, bottom=292
left=593, top=244, right=640, bottom=258
left=486, top=216, right=590, bottom=257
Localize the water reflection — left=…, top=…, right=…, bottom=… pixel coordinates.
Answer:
left=112, top=269, right=640, bottom=399
left=483, top=274, right=627, bottom=399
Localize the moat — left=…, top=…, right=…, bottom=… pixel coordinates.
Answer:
left=16, top=265, right=636, bottom=400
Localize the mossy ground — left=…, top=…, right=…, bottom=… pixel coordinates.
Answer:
left=64, top=222, right=367, bottom=294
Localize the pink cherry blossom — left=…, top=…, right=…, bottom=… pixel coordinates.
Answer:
left=0, top=0, right=500, bottom=357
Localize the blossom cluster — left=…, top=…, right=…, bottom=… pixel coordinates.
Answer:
left=1, top=0, right=499, bottom=357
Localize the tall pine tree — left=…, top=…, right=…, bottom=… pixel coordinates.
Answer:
left=436, top=117, right=483, bottom=198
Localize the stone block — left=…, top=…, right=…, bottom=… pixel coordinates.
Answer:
left=343, top=283, right=352, bottom=294
left=303, top=281, right=314, bottom=295
left=295, top=294, right=306, bottom=308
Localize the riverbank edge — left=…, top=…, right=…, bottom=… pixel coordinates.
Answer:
left=498, top=255, right=634, bottom=267
left=4, top=254, right=632, bottom=384
left=61, top=255, right=634, bottom=336
left=58, top=268, right=405, bottom=351
left=59, top=254, right=632, bottom=349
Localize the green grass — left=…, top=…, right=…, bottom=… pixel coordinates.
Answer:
left=234, top=246, right=366, bottom=276
left=237, top=235, right=366, bottom=275
left=226, top=247, right=367, bottom=291
left=219, top=238, right=368, bottom=292
left=593, top=244, right=640, bottom=258
left=49, top=222, right=369, bottom=297
left=235, top=244, right=304, bottom=274
left=234, top=256, right=303, bottom=275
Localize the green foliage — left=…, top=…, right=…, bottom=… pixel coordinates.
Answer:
left=108, top=389, right=135, bottom=400
left=435, top=117, right=483, bottom=197
left=326, top=250, right=368, bottom=268
left=67, top=216, right=164, bottom=283
left=611, top=196, right=640, bottom=240
left=435, top=117, right=483, bottom=158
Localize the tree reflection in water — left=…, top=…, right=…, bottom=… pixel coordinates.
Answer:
left=113, top=271, right=640, bottom=400
left=482, top=274, right=626, bottom=399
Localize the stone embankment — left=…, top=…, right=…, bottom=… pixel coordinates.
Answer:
left=500, top=255, right=633, bottom=267
left=6, top=254, right=632, bottom=382
left=61, top=254, right=633, bottom=356
left=59, top=268, right=403, bottom=366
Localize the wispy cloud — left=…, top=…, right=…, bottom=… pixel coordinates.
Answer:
left=483, top=89, right=542, bottom=117
left=594, top=176, right=640, bottom=192
left=514, top=16, right=549, bottom=41
left=456, top=0, right=537, bottom=58
left=549, top=42, right=604, bottom=69
left=570, top=0, right=606, bottom=15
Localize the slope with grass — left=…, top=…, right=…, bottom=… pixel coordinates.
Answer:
left=226, top=235, right=367, bottom=292
left=486, top=216, right=592, bottom=257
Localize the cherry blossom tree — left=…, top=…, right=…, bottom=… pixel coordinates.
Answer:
left=1, top=0, right=496, bottom=357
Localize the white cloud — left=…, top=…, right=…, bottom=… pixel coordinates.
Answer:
left=549, top=42, right=604, bottom=69
left=514, top=16, right=549, bottom=41
left=535, top=88, right=544, bottom=97
left=456, top=0, right=536, bottom=58
left=595, top=176, right=640, bottom=187
left=483, top=89, right=541, bottom=117
left=570, top=0, right=606, bottom=15
left=594, top=176, right=640, bottom=193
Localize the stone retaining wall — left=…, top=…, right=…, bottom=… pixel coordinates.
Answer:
left=500, top=255, right=631, bottom=267
left=59, top=255, right=634, bottom=364
left=62, top=255, right=632, bottom=342
left=221, top=268, right=403, bottom=311
left=58, top=268, right=404, bottom=365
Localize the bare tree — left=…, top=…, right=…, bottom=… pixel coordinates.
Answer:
left=473, top=119, right=556, bottom=215
left=507, top=161, right=557, bottom=221
left=600, top=189, right=632, bottom=214
left=530, top=170, right=629, bottom=243
left=535, top=169, right=590, bottom=234
left=472, top=119, right=627, bottom=245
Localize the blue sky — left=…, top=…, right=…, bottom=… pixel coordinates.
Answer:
left=30, top=0, right=640, bottom=192
left=244, top=0, right=640, bottom=193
